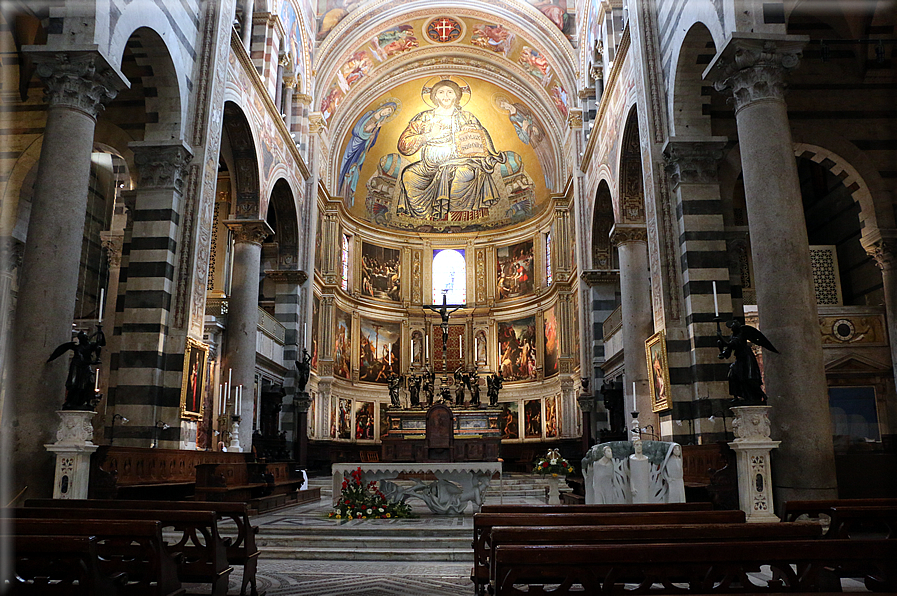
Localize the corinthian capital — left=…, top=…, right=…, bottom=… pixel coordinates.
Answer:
left=609, top=224, right=648, bottom=247
left=663, top=137, right=727, bottom=188
left=129, top=140, right=193, bottom=192
left=706, top=35, right=807, bottom=113
left=27, top=50, right=128, bottom=118
left=861, top=229, right=897, bottom=271
left=224, top=220, right=274, bottom=245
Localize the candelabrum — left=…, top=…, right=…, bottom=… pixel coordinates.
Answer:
left=630, top=411, right=641, bottom=441
left=229, top=415, right=242, bottom=452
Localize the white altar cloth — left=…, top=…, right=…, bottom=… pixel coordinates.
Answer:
left=332, top=462, right=502, bottom=514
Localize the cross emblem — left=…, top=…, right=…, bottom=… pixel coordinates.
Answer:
left=427, top=17, right=460, bottom=43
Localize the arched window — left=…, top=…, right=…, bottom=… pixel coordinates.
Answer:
left=432, top=249, right=466, bottom=304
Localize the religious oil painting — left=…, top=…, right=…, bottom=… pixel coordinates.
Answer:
left=311, top=294, right=320, bottom=371
left=180, top=338, right=208, bottom=420
left=545, top=394, right=559, bottom=438
left=646, top=330, right=672, bottom=412
left=359, top=318, right=401, bottom=383
left=338, top=397, right=352, bottom=440
left=334, top=308, right=352, bottom=380
left=308, top=396, right=316, bottom=438
left=330, top=398, right=338, bottom=439
left=496, top=240, right=534, bottom=300
left=379, top=403, right=390, bottom=438
left=361, top=242, right=401, bottom=302
left=543, top=305, right=559, bottom=377
left=355, top=401, right=375, bottom=440
left=524, top=398, right=542, bottom=438
left=497, top=316, right=537, bottom=382
left=500, top=401, right=519, bottom=440
left=346, top=75, right=548, bottom=233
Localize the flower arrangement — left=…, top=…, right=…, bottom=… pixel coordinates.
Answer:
left=533, top=448, right=574, bottom=476
left=328, top=467, right=415, bottom=520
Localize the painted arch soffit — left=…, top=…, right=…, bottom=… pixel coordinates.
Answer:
left=314, top=7, right=577, bottom=124
left=330, top=72, right=561, bottom=234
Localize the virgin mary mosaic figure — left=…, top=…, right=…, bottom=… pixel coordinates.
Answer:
left=396, top=78, right=506, bottom=220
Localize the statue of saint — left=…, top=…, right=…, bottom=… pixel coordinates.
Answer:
left=486, top=373, right=503, bottom=407
left=295, top=348, right=312, bottom=393
left=47, top=325, right=106, bottom=410
left=388, top=373, right=403, bottom=408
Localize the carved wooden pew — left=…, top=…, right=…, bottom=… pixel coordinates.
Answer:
left=488, top=522, right=824, bottom=592
left=492, top=539, right=897, bottom=595
left=8, top=535, right=125, bottom=596
left=11, top=518, right=184, bottom=596
left=26, top=499, right=257, bottom=596
left=7, top=508, right=231, bottom=596
left=472, top=508, right=746, bottom=594
left=194, top=460, right=318, bottom=514
left=479, top=502, right=713, bottom=514
left=782, top=498, right=897, bottom=524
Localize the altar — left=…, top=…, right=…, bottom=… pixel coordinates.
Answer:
left=331, top=461, right=502, bottom=515
left=380, top=403, right=503, bottom=463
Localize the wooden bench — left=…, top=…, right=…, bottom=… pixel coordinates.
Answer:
left=12, top=518, right=184, bottom=596
left=472, top=508, right=746, bottom=593
left=782, top=498, right=897, bottom=523
left=7, top=508, right=231, bottom=596
left=480, top=502, right=713, bottom=514
left=681, top=443, right=737, bottom=509
left=90, top=445, right=248, bottom=500
left=827, top=505, right=897, bottom=539
left=488, top=522, right=824, bottom=593
left=195, top=460, right=319, bottom=514
left=26, top=498, right=257, bottom=596
left=492, top=539, right=897, bottom=594
left=8, top=534, right=125, bottom=595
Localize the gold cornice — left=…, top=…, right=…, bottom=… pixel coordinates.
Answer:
left=581, top=26, right=630, bottom=172
left=581, top=269, right=620, bottom=286
left=230, top=29, right=310, bottom=181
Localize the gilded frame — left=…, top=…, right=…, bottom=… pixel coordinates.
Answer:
left=645, top=330, right=672, bottom=412
left=180, top=338, right=209, bottom=420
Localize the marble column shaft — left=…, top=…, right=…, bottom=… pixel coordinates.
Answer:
left=862, top=233, right=897, bottom=390
left=708, top=35, right=837, bottom=505
left=12, top=51, right=125, bottom=498
left=225, top=220, right=272, bottom=451
left=612, top=226, right=653, bottom=420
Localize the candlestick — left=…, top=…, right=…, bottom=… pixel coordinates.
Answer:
left=459, top=334, right=463, bottom=358
left=98, top=288, right=105, bottom=323
left=712, top=281, right=719, bottom=317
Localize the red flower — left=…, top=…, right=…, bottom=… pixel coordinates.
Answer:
left=541, top=462, right=549, bottom=468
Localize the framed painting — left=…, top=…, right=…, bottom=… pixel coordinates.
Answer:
left=646, top=330, right=672, bottom=412
left=180, top=338, right=209, bottom=420
left=524, top=398, right=542, bottom=438
left=500, top=401, right=519, bottom=440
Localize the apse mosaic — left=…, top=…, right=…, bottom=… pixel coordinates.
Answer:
left=336, top=75, right=555, bottom=232
left=497, top=316, right=537, bottom=382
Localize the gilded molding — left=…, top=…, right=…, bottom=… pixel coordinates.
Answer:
left=580, top=269, right=620, bottom=286
left=265, top=269, right=309, bottom=284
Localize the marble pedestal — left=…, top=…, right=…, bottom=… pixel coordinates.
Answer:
left=729, top=405, right=780, bottom=522
left=44, top=410, right=99, bottom=499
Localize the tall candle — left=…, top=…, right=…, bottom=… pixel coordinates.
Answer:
left=459, top=335, right=463, bottom=358
left=632, top=381, right=637, bottom=412
left=304, top=323, right=308, bottom=349
left=712, top=281, right=719, bottom=317
left=98, top=288, right=105, bottom=323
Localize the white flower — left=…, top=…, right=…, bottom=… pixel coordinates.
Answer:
left=378, top=507, right=384, bottom=512
left=550, top=459, right=557, bottom=465
left=366, top=508, right=372, bottom=514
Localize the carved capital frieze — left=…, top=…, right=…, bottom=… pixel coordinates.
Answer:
left=707, top=36, right=806, bottom=113
left=609, top=224, right=648, bottom=247
left=309, top=113, right=327, bottom=134
left=861, top=229, right=897, bottom=271
left=295, top=93, right=313, bottom=105
left=265, top=269, right=309, bottom=285
left=224, top=219, right=274, bottom=245
left=28, top=51, right=127, bottom=118
left=663, top=137, right=727, bottom=188
left=283, top=75, right=297, bottom=90
left=581, top=269, right=620, bottom=286
left=129, top=141, right=193, bottom=192
left=99, top=231, right=124, bottom=268
left=589, top=64, right=604, bottom=82
left=568, top=109, right=583, bottom=129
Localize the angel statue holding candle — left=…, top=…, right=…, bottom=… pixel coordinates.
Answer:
left=47, top=325, right=106, bottom=410
left=717, top=320, right=778, bottom=405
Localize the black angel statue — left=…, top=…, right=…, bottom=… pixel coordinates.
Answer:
left=717, top=319, right=778, bottom=405
left=47, top=325, right=106, bottom=410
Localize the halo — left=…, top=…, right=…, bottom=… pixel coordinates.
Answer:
left=373, top=97, right=402, bottom=124
left=491, top=92, right=514, bottom=113
left=420, top=75, right=471, bottom=108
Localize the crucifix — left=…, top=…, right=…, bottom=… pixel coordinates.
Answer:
left=422, top=293, right=466, bottom=403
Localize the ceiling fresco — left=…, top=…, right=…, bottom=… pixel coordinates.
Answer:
left=315, top=0, right=576, bottom=44
left=334, top=74, right=556, bottom=233
left=317, top=14, right=571, bottom=125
